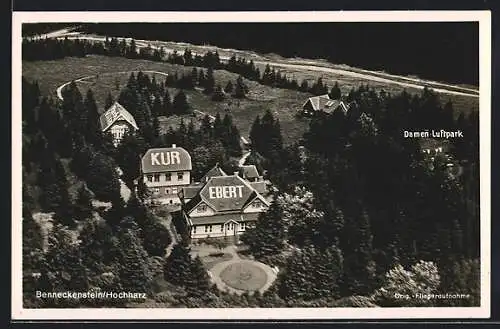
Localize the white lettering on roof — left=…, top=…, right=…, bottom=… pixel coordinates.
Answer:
left=208, top=186, right=244, bottom=199
left=150, top=151, right=181, bottom=166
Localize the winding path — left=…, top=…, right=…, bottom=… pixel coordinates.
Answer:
left=50, top=32, right=478, bottom=99
left=56, top=71, right=216, bottom=122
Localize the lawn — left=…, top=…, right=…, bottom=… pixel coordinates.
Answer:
left=219, top=261, right=268, bottom=292
left=23, top=55, right=312, bottom=145
left=22, top=54, right=477, bottom=147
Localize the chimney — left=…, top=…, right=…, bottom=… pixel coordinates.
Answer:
left=234, top=171, right=239, bottom=176
left=172, top=144, right=176, bottom=148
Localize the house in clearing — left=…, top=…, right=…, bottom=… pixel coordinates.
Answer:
left=178, top=164, right=270, bottom=240
left=301, top=94, right=350, bottom=116
left=99, top=101, right=139, bottom=146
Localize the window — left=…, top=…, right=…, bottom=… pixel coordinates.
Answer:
left=165, top=173, right=171, bottom=181
left=165, top=188, right=170, bottom=194
left=177, top=172, right=184, bottom=180
left=205, top=225, right=212, bottom=233
left=147, top=175, right=153, bottom=182
left=252, top=201, right=262, bottom=208
left=197, top=204, right=207, bottom=212
left=153, top=188, right=160, bottom=193
left=193, top=226, right=197, bottom=234
left=153, top=174, right=160, bottom=182
left=240, top=222, right=246, bottom=230
left=220, top=224, right=224, bottom=232
left=209, top=225, right=213, bottom=232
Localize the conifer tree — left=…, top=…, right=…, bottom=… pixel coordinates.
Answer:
left=173, top=90, right=190, bottom=115
left=204, top=67, right=215, bottom=94
left=105, top=92, right=114, bottom=110
left=117, top=227, right=153, bottom=294
left=185, top=256, right=210, bottom=297
left=84, top=89, right=103, bottom=147
left=329, top=81, right=342, bottom=99
left=240, top=202, right=286, bottom=259
left=73, top=185, right=94, bottom=222
left=164, top=242, right=193, bottom=286
left=233, top=76, right=247, bottom=99
left=224, top=80, right=234, bottom=94
left=162, top=88, right=172, bottom=116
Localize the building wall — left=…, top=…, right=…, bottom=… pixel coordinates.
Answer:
left=190, top=221, right=253, bottom=239
left=108, top=121, right=133, bottom=145
left=143, top=170, right=191, bottom=187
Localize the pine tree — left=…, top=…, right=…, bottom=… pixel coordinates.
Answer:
left=164, top=242, right=193, bottom=286
left=249, top=115, right=261, bottom=151
left=329, top=81, right=342, bottom=99
left=204, top=67, right=215, bottom=94
left=185, top=256, right=210, bottom=297
left=173, top=90, right=190, bottom=115
left=86, top=152, right=122, bottom=202
left=105, top=92, right=114, bottom=109
left=73, top=185, right=94, bottom=222
left=117, top=227, right=153, bottom=294
left=233, top=76, right=247, bottom=99
left=342, top=209, right=376, bottom=296
left=224, top=80, right=233, bottom=94
left=84, top=89, right=103, bottom=147
left=115, top=133, right=148, bottom=185
left=162, top=88, right=172, bottom=116
left=240, top=202, right=286, bottom=259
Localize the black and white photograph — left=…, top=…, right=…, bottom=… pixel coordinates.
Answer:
left=12, top=11, right=491, bottom=320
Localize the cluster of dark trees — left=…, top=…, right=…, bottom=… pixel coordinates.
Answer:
left=23, top=36, right=336, bottom=98
left=242, top=84, right=480, bottom=305
left=22, top=77, right=173, bottom=307
left=80, top=22, right=479, bottom=85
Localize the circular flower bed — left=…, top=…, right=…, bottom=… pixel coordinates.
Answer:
left=219, top=261, right=268, bottom=291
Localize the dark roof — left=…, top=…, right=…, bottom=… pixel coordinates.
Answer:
left=99, top=102, right=139, bottom=132
left=249, top=181, right=267, bottom=194
left=184, top=193, right=203, bottom=213
left=200, top=164, right=227, bottom=182
left=198, top=175, right=256, bottom=212
left=303, top=95, right=349, bottom=114
left=179, top=183, right=204, bottom=200
left=141, top=145, right=192, bottom=174
left=239, top=165, right=260, bottom=179
left=189, top=212, right=261, bottom=226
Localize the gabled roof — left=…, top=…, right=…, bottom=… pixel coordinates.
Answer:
left=239, top=165, right=260, bottom=180
left=200, top=164, right=227, bottom=182
left=249, top=181, right=267, bottom=194
left=303, top=94, right=350, bottom=114
left=99, top=102, right=139, bottom=132
left=141, top=145, right=192, bottom=174
left=183, top=174, right=269, bottom=214
left=179, top=183, right=204, bottom=200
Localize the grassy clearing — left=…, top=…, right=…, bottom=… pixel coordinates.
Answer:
left=23, top=55, right=312, bottom=144
left=23, top=55, right=477, bottom=147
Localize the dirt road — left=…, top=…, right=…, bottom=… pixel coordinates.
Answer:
left=43, top=31, right=479, bottom=99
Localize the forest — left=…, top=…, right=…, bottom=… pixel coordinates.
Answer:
left=21, top=33, right=480, bottom=308
left=75, top=22, right=479, bottom=86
